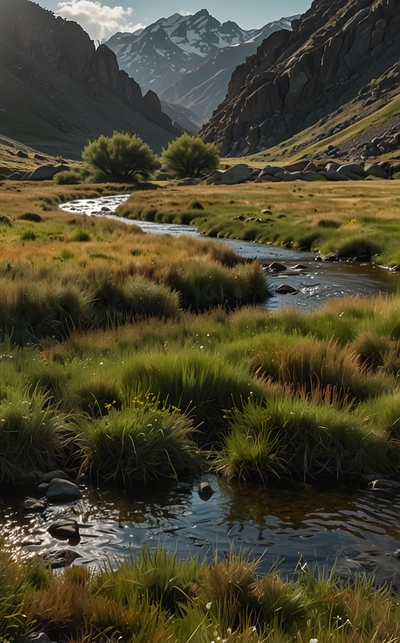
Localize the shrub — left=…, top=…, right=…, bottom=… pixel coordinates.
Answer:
left=82, top=132, right=159, bottom=182
left=20, top=230, right=36, bottom=241
left=161, top=133, right=220, bottom=178
left=54, top=169, right=82, bottom=184
left=18, top=213, right=42, bottom=222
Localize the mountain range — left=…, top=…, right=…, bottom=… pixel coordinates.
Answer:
left=104, top=10, right=258, bottom=97
left=104, top=11, right=297, bottom=120
left=0, top=0, right=180, bottom=157
left=200, top=0, right=400, bottom=159
left=157, top=16, right=297, bottom=121
left=1, top=0, right=400, bottom=167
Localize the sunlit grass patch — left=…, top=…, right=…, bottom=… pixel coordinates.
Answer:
left=0, top=385, right=69, bottom=483
left=120, top=350, right=264, bottom=436
left=216, top=397, right=390, bottom=482
left=77, top=395, right=201, bottom=484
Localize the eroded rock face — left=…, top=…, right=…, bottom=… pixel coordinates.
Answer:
left=0, top=0, right=180, bottom=152
left=201, top=0, right=400, bottom=157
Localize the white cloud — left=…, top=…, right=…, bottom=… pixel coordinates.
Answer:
left=179, top=11, right=193, bottom=16
left=55, top=0, right=144, bottom=41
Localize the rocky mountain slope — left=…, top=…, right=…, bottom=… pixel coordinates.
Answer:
left=104, top=10, right=264, bottom=97
left=0, top=0, right=181, bottom=157
left=159, top=17, right=297, bottom=121
left=200, top=0, right=400, bottom=158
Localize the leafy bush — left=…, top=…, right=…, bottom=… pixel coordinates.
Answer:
left=54, top=169, right=82, bottom=184
left=82, top=132, right=159, bottom=182
left=161, top=133, right=220, bottom=178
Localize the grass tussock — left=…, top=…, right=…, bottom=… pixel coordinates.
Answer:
left=2, top=541, right=400, bottom=643
left=120, top=350, right=264, bottom=435
left=0, top=385, right=69, bottom=484
left=216, top=397, right=390, bottom=482
left=77, top=394, right=201, bottom=484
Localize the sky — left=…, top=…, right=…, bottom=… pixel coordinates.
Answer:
left=37, top=0, right=312, bottom=42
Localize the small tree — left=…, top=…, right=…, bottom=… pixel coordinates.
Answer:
left=82, top=132, right=159, bottom=181
left=161, top=133, right=220, bottom=178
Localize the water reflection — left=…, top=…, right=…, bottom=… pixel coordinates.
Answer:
left=3, top=474, right=400, bottom=587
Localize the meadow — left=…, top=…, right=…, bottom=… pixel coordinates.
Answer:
left=116, top=179, right=400, bottom=266
left=2, top=178, right=400, bottom=641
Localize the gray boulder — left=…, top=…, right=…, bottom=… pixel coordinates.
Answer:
left=220, top=164, right=251, bottom=184
left=259, top=165, right=285, bottom=177
left=268, top=262, right=286, bottom=272
left=274, top=170, right=294, bottom=181
left=42, top=469, right=68, bottom=483
left=319, top=170, right=351, bottom=181
left=21, top=164, right=69, bottom=181
left=198, top=481, right=214, bottom=496
left=46, top=478, right=82, bottom=502
left=364, top=163, right=389, bottom=179
left=22, top=633, right=54, bottom=643
left=337, top=163, right=366, bottom=179
left=39, top=548, right=82, bottom=569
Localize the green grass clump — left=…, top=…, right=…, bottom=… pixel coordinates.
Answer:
left=27, top=545, right=400, bottom=642
left=121, top=350, right=264, bottom=436
left=95, top=545, right=204, bottom=613
left=335, top=234, right=382, bottom=259
left=78, top=394, right=201, bottom=483
left=0, top=385, right=69, bottom=483
left=168, top=260, right=268, bottom=311
left=216, top=397, right=389, bottom=482
left=0, top=542, right=29, bottom=641
left=249, top=335, right=394, bottom=403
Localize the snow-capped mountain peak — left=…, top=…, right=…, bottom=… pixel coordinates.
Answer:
left=104, top=9, right=262, bottom=94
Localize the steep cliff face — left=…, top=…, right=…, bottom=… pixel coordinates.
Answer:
left=200, top=0, right=400, bottom=156
left=0, top=0, right=180, bottom=155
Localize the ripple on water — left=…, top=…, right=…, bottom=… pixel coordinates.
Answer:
left=3, top=475, right=400, bottom=588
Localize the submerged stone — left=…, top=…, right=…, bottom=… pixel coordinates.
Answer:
left=48, top=518, right=80, bottom=540
left=46, top=478, right=82, bottom=502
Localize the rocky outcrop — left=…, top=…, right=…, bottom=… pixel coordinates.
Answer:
left=0, top=0, right=180, bottom=154
left=203, top=158, right=400, bottom=185
left=200, top=0, right=400, bottom=157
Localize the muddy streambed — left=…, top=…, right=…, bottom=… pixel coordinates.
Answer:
left=2, top=194, right=400, bottom=585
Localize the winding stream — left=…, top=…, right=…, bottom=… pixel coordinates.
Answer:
left=60, top=194, right=400, bottom=312
left=2, top=194, right=400, bottom=585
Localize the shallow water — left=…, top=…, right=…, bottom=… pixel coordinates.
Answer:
left=4, top=474, right=400, bottom=587
left=60, top=194, right=400, bottom=312
left=2, top=194, right=400, bottom=584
